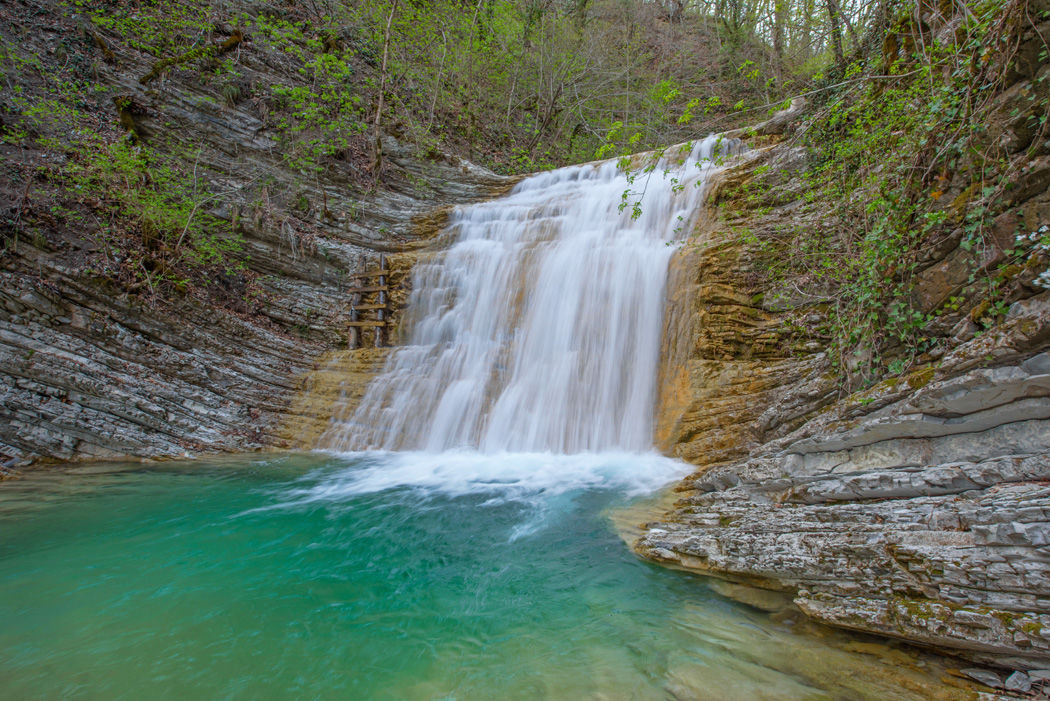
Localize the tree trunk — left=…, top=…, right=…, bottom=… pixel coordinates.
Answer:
left=797, top=0, right=816, bottom=62
left=840, top=1, right=861, bottom=54
left=826, top=0, right=846, bottom=73
left=773, top=0, right=787, bottom=80
left=372, top=0, right=400, bottom=180
left=466, top=0, right=485, bottom=161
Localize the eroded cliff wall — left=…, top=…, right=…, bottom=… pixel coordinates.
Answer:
left=640, top=83, right=1050, bottom=675
left=0, top=0, right=509, bottom=467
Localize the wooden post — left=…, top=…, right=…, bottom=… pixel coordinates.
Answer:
left=376, top=254, right=387, bottom=348
left=348, top=309, right=359, bottom=349
left=348, top=276, right=362, bottom=349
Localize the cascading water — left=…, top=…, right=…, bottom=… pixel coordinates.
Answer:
left=0, top=135, right=965, bottom=700
left=321, top=135, right=741, bottom=453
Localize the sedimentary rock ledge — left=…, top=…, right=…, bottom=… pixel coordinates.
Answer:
left=641, top=184, right=1050, bottom=669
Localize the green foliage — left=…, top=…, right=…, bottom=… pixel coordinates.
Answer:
left=332, top=0, right=783, bottom=173
left=1, top=2, right=248, bottom=302
left=61, top=138, right=245, bottom=288
left=248, top=14, right=367, bottom=173
left=49, top=0, right=795, bottom=175
left=14, top=0, right=1042, bottom=329
left=733, top=0, right=1038, bottom=384
left=71, top=0, right=216, bottom=57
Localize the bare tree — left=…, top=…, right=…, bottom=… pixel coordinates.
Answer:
left=826, top=0, right=846, bottom=72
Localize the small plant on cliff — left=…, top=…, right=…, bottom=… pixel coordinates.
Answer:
left=252, top=15, right=370, bottom=175
left=71, top=0, right=217, bottom=57
left=60, top=137, right=247, bottom=296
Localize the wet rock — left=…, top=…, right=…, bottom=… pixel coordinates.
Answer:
left=277, top=348, right=393, bottom=449
left=706, top=578, right=794, bottom=613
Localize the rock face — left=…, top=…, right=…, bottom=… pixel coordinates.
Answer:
left=0, top=139, right=505, bottom=465
left=278, top=348, right=392, bottom=450
left=0, top=0, right=509, bottom=466
left=639, top=146, right=1050, bottom=669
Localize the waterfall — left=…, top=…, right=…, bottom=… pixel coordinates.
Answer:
left=320, top=135, right=739, bottom=454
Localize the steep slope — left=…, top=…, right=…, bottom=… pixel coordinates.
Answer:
left=0, top=0, right=509, bottom=466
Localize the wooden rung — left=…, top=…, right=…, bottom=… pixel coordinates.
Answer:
left=352, top=269, right=390, bottom=277
left=349, top=304, right=388, bottom=311
left=346, top=285, right=389, bottom=293
left=346, top=320, right=386, bottom=327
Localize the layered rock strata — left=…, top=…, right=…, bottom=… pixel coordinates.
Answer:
left=0, top=139, right=505, bottom=465
left=0, top=1, right=508, bottom=465
left=640, top=145, right=1050, bottom=670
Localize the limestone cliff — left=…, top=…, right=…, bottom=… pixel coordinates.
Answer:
left=638, top=67, right=1050, bottom=678
left=643, top=236, right=1050, bottom=668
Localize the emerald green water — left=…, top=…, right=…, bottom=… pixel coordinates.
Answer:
left=0, top=453, right=968, bottom=700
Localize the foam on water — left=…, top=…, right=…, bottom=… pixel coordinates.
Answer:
left=320, top=135, right=743, bottom=454
left=287, top=450, right=692, bottom=506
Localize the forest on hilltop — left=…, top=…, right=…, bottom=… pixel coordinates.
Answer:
left=0, top=0, right=877, bottom=306
left=0, top=0, right=882, bottom=177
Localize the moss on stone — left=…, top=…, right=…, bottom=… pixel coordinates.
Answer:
left=950, top=182, right=980, bottom=222
left=969, top=299, right=991, bottom=323
left=905, top=366, right=935, bottom=390
left=891, top=596, right=955, bottom=630
left=1021, top=620, right=1044, bottom=636
left=140, top=30, right=242, bottom=85
left=996, top=263, right=1023, bottom=282
left=987, top=608, right=1016, bottom=627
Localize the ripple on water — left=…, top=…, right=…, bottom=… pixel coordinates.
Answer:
left=0, top=453, right=977, bottom=700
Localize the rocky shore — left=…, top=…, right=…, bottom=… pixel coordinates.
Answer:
left=638, top=133, right=1050, bottom=681
left=640, top=302, right=1050, bottom=670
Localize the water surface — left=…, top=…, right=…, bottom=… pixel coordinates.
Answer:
left=0, top=452, right=971, bottom=700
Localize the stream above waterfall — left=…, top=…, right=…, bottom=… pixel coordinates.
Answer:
left=0, top=453, right=973, bottom=700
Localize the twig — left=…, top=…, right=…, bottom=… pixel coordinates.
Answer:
left=138, top=259, right=156, bottom=301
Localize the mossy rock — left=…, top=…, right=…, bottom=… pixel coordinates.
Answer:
left=905, top=366, right=935, bottom=390
left=949, top=182, right=981, bottom=222
left=969, top=298, right=992, bottom=323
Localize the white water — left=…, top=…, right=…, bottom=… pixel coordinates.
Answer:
left=320, top=136, right=740, bottom=456
left=272, top=450, right=692, bottom=542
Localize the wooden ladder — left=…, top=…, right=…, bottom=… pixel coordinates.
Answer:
left=347, top=253, right=390, bottom=349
